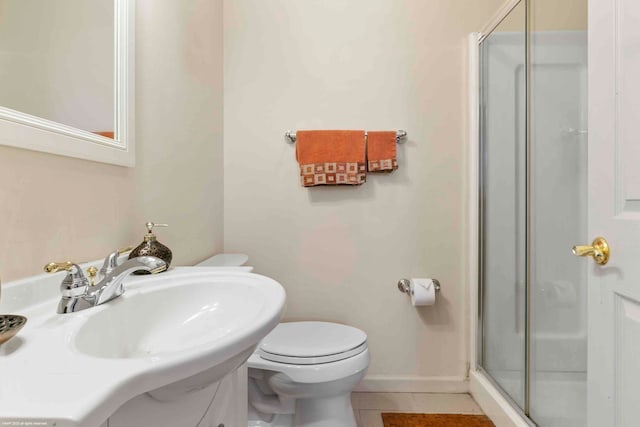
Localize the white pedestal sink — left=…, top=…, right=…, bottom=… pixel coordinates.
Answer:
left=0, top=266, right=285, bottom=427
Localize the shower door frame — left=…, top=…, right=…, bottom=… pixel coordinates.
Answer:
left=470, top=26, right=589, bottom=425
left=467, top=0, right=534, bottom=425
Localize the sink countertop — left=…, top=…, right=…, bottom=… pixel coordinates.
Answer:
left=0, top=267, right=284, bottom=427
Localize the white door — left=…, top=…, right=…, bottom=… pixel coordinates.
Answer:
left=587, top=0, right=640, bottom=425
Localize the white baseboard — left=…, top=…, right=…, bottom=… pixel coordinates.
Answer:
left=354, top=375, right=469, bottom=393
left=469, top=370, right=531, bottom=427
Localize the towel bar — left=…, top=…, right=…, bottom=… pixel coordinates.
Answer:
left=285, top=130, right=407, bottom=144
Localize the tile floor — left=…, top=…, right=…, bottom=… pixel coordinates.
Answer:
left=351, top=392, right=485, bottom=427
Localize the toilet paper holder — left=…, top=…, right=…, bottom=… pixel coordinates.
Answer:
left=397, top=278, right=441, bottom=294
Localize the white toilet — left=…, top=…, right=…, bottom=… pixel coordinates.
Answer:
left=196, top=255, right=370, bottom=427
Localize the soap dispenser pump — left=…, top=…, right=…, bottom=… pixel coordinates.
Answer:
left=129, top=222, right=172, bottom=274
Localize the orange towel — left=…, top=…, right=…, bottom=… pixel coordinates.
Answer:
left=367, top=131, right=398, bottom=172
left=94, top=131, right=115, bottom=139
left=296, top=130, right=367, bottom=187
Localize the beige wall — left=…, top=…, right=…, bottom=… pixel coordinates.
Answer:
left=0, top=0, right=224, bottom=283
left=531, top=0, right=587, bottom=31
left=491, top=0, right=588, bottom=33
left=223, top=0, right=503, bottom=387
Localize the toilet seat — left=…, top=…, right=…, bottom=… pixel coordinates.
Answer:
left=257, top=322, right=368, bottom=365
left=260, top=341, right=368, bottom=365
left=248, top=345, right=370, bottom=384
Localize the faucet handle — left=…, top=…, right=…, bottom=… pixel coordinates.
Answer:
left=117, top=246, right=135, bottom=255
left=99, top=246, right=134, bottom=277
left=44, top=261, right=74, bottom=273
left=44, top=262, right=89, bottom=297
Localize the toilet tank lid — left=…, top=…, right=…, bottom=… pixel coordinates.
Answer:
left=259, top=321, right=367, bottom=358
left=196, top=253, right=249, bottom=267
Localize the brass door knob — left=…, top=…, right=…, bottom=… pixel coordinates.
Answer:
left=572, top=237, right=610, bottom=265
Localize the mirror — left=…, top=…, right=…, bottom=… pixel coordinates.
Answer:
left=0, top=0, right=134, bottom=166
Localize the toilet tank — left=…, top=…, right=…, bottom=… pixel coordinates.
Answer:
left=196, top=253, right=252, bottom=270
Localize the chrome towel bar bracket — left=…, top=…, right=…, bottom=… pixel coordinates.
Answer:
left=285, top=130, right=408, bottom=144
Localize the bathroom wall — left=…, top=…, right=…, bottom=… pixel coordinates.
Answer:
left=531, top=0, right=587, bottom=31
left=223, top=0, right=505, bottom=390
left=493, top=0, right=588, bottom=32
left=0, top=0, right=224, bottom=282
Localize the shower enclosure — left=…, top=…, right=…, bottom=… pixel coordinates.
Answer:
left=473, top=1, right=588, bottom=425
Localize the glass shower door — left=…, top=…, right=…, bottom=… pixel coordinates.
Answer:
left=478, top=0, right=589, bottom=424
left=479, top=1, right=527, bottom=411
left=529, top=2, right=588, bottom=425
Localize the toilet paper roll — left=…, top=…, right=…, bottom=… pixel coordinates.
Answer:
left=410, top=278, right=436, bottom=306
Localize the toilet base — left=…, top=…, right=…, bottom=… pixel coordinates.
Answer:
left=248, top=393, right=356, bottom=427
left=265, top=371, right=364, bottom=427
left=248, top=415, right=293, bottom=427
left=294, top=393, right=357, bottom=427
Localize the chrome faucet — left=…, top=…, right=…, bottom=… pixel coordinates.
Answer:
left=45, top=255, right=167, bottom=314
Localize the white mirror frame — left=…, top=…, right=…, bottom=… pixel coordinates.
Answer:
left=0, top=0, right=135, bottom=167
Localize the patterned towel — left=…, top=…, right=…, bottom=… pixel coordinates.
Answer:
left=296, top=130, right=366, bottom=187
left=367, top=131, right=398, bottom=172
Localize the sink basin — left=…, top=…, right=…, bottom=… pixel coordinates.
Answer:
left=74, top=278, right=268, bottom=359
left=0, top=267, right=285, bottom=426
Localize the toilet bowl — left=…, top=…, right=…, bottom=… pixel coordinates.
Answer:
left=196, top=255, right=370, bottom=427
left=248, top=321, right=369, bottom=427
